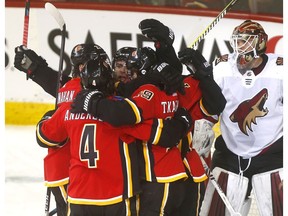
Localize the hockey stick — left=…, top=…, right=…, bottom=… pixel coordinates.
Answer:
left=49, top=207, right=57, bottom=216
left=189, top=0, right=239, bottom=48
left=43, top=3, right=66, bottom=215
left=200, top=156, right=241, bottom=216
left=22, top=0, right=31, bottom=80
left=44, top=187, right=52, bottom=216
left=45, top=2, right=66, bottom=107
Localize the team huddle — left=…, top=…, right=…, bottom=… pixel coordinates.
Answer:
left=14, top=18, right=283, bottom=216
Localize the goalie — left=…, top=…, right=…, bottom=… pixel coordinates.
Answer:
left=179, top=19, right=283, bottom=216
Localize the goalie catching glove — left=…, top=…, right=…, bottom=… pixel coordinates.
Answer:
left=14, top=45, right=48, bottom=78
left=178, top=48, right=213, bottom=80
left=139, top=19, right=175, bottom=48
left=70, top=89, right=104, bottom=116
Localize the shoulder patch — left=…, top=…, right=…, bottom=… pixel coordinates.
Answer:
left=276, top=57, right=283, bottom=66
left=214, top=54, right=229, bottom=66
left=184, top=82, right=190, bottom=88
left=140, top=90, right=154, bottom=101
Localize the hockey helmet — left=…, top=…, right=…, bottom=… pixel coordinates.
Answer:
left=112, top=47, right=137, bottom=68
left=126, top=47, right=157, bottom=76
left=230, top=20, right=268, bottom=69
left=80, top=56, right=114, bottom=96
left=71, top=43, right=111, bottom=77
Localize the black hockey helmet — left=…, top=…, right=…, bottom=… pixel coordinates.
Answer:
left=80, top=58, right=114, bottom=96
left=71, top=43, right=110, bottom=78
left=112, top=47, right=137, bottom=68
left=126, top=47, right=157, bottom=76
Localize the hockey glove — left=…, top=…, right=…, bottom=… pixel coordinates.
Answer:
left=14, top=45, right=48, bottom=78
left=178, top=48, right=213, bottom=80
left=174, top=108, right=193, bottom=134
left=38, top=110, right=56, bottom=124
left=149, top=62, right=185, bottom=95
left=139, top=19, right=175, bottom=48
left=70, top=89, right=104, bottom=116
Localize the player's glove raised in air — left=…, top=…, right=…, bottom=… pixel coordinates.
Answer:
left=173, top=107, right=193, bottom=134
left=139, top=19, right=175, bottom=48
left=70, top=89, right=104, bottom=116
left=148, top=62, right=185, bottom=95
left=14, top=45, right=48, bottom=78
left=178, top=48, right=213, bottom=80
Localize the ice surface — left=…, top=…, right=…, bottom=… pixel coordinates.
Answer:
left=5, top=125, right=56, bottom=215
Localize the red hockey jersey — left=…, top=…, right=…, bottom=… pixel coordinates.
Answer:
left=131, top=84, right=187, bottom=182
left=43, top=78, right=82, bottom=187
left=37, top=97, right=184, bottom=205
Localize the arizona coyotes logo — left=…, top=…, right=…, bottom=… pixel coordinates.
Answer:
left=230, top=88, right=269, bottom=136
left=214, top=54, right=228, bottom=66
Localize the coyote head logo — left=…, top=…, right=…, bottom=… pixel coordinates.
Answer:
left=230, top=88, right=268, bottom=136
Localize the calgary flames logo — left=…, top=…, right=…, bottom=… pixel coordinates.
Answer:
left=229, top=88, right=269, bottom=136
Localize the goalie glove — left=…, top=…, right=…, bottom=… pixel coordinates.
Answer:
left=14, top=45, right=48, bottom=78
left=178, top=48, right=213, bottom=80
left=70, top=89, right=104, bottom=116
left=192, top=119, right=215, bottom=158
left=148, top=62, right=185, bottom=95
left=139, top=19, right=175, bottom=48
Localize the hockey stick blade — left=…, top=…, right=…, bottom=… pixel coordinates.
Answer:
left=45, top=2, right=67, bottom=107
left=45, top=2, right=65, bottom=31
left=189, top=0, right=239, bottom=48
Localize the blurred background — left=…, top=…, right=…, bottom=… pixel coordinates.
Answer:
left=4, top=0, right=283, bottom=215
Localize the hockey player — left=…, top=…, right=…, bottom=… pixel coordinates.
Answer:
left=71, top=46, right=191, bottom=215
left=14, top=43, right=108, bottom=216
left=178, top=19, right=283, bottom=216
left=71, top=18, right=226, bottom=215
left=112, top=46, right=137, bottom=84
left=36, top=54, right=193, bottom=216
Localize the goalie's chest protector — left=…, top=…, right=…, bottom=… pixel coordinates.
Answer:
left=213, top=54, right=283, bottom=158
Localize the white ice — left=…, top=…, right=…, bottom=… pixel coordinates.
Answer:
left=5, top=125, right=56, bottom=215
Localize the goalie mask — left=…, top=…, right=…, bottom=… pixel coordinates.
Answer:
left=71, top=43, right=110, bottom=78
left=80, top=57, right=114, bottom=96
left=126, top=47, right=157, bottom=77
left=230, top=20, right=268, bottom=73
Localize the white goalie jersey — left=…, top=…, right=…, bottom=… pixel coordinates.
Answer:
left=212, top=53, right=283, bottom=158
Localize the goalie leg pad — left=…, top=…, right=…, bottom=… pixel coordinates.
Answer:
left=252, top=168, right=283, bottom=216
left=239, top=198, right=252, bottom=216
left=200, top=167, right=249, bottom=216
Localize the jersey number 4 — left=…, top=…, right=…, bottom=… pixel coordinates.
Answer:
left=80, top=124, right=99, bottom=168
